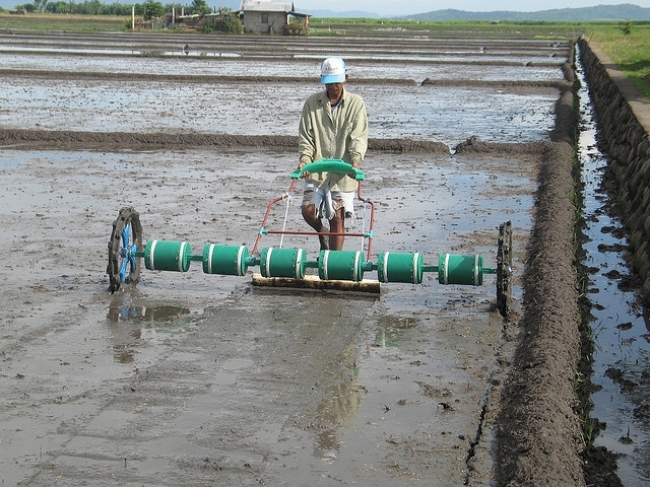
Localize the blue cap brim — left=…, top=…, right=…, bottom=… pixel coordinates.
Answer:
left=321, top=74, right=346, bottom=84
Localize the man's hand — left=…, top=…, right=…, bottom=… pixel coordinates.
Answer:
left=298, top=161, right=310, bottom=178
left=348, top=160, right=361, bottom=178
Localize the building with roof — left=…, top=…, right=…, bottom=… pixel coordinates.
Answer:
left=240, top=1, right=309, bottom=34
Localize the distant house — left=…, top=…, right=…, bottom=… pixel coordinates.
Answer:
left=240, top=1, right=310, bottom=34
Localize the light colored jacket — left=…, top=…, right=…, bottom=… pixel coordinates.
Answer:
left=298, top=88, right=368, bottom=192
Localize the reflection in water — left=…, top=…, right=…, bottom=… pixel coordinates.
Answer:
left=310, top=315, right=415, bottom=458
left=107, top=290, right=191, bottom=363
left=313, top=344, right=364, bottom=460
left=577, top=49, right=650, bottom=485
left=376, top=315, right=418, bottom=348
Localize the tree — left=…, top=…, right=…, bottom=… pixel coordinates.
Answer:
left=220, top=10, right=242, bottom=34
left=33, top=0, right=48, bottom=11
left=143, top=0, right=164, bottom=19
left=45, top=1, right=72, bottom=14
left=15, top=3, right=37, bottom=11
left=105, top=2, right=133, bottom=15
left=82, top=0, right=104, bottom=15
left=190, top=0, right=211, bottom=16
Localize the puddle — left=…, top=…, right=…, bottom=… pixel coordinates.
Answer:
left=577, top=47, right=650, bottom=486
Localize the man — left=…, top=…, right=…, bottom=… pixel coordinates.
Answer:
left=297, top=57, right=368, bottom=251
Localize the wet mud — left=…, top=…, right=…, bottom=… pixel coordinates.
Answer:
left=0, top=31, right=610, bottom=486
left=0, top=147, right=535, bottom=487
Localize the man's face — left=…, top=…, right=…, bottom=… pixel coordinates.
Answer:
left=325, top=83, right=344, bottom=101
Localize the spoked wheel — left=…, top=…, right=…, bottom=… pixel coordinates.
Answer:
left=496, top=220, right=513, bottom=318
left=107, top=207, right=143, bottom=293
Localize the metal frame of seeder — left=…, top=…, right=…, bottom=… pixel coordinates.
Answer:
left=107, top=160, right=513, bottom=316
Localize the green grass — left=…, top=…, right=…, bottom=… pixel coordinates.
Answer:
left=0, top=13, right=128, bottom=32
left=310, top=18, right=585, bottom=39
left=586, top=22, right=650, bottom=99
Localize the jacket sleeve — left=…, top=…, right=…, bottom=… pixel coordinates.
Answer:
left=298, top=100, right=316, bottom=165
left=347, top=97, right=368, bottom=164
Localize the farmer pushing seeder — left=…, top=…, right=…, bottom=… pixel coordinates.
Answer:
left=107, top=160, right=513, bottom=317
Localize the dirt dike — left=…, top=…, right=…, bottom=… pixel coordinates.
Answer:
left=495, top=142, right=584, bottom=487
left=0, top=130, right=450, bottom=154
left=490, top=40, right=650, bottom=487
left=579, top=39, right=650, bottom=307
left=456, top=40, right=588, bottom=485
left=456, top=140, right=584, bottom=485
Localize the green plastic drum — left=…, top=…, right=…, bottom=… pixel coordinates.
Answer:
left=202, top=244, right=249, bottom=276
left=377, top=252, right=423, bottom=284
left=318, top=250, right=365, bottom=282
left=438, top=253, right=484, bottom=286
left=259, top=247, right=306, bottom=279
left=144, top=240, right=192, bottom=272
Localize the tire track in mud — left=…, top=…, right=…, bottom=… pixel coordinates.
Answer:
left=7, top=279, right=393, bottom=487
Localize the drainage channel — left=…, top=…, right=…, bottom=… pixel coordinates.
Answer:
left=577, top=47, right=650, bottom=486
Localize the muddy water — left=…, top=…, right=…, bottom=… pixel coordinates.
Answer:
left=0, top=52, right=565, bottom=83
left=0, top=32, right=569, bottom=62
left=0, top=33, right=563, bottom=148
left=0, top=78, right=557, bottom=147
left=577, top=55, right=650, bottom=485
left=0, top=148, right=531, bottom=486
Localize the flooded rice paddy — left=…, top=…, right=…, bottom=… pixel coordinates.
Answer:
left=0, top=30, right=647, bottom=486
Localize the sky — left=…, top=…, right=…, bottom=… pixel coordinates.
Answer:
left=1, top=0, right=649, bottom=15
left=297, top=0, right=650, bottom=16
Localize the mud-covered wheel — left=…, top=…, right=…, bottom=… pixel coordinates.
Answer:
left=107, top=207, right=143, bottom=293
left=496, top=220, right=513, bottom=318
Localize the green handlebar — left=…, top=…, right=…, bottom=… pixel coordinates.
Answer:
left=291, top=159, right=365, bottom=181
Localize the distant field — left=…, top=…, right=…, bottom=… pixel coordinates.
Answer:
left=309, top=17, right=583, bottom=39
left=0, top=13, right=128, bottom=32
left=0, top=13, right=647, bottom=99
left=0, top=13, right=587, bottom=37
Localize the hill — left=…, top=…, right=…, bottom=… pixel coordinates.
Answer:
left=1, top=1, right=649, bottom=21
left=299, top=4, right=650, bottom=20
left=396, top=4, right=650, bottom=22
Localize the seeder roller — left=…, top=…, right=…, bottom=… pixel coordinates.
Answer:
left=107, top=160, right=513, bottom=316
left=135, top=240, right=491, bottom=284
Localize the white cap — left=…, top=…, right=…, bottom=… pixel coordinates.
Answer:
left=320, top=57, right=346, bottom=84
